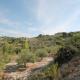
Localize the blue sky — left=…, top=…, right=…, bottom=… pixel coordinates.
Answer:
left=0, top=0, right=80, bottom=37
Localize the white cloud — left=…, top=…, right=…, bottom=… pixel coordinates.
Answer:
left=0, top=27, right=35, bottom=37
left=36, top=0, right=80, bottom=35
left=37, top=0, right=54, bottom=23
left=0, top=10, right=32, bottom=37
left=0, top=0, right=80, bottom=37
left=0, top=17, right=19, bottom=27
left=0, top=9, right=20, bottom=29
left=37, top=0, right=46, bottom=20
left=0, top=18, right=34, bottom=37
left=42, top=10, right=80, bottom=34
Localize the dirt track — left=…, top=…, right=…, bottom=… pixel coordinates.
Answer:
left=3, top=57, right=53, bottom=80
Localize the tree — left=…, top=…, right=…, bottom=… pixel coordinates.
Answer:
left=24, top=39, right=29, bottom=49
left=17, top=50, right=37, bottom=67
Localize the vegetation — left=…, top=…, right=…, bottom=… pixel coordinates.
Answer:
left=28, top=31, right=80, bottom=80
left=35, top=49, right=48, bottom=59
left=0, top=31, right=80, bottom=80
left=17, top=50, right=37, bottom=67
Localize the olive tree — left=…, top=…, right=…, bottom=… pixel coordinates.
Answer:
left=17, top=50, right=37, bottom=67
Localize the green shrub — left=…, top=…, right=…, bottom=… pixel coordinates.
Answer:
left=17, top=51, right=37, bottom=66
left=35, top=49, right=48, bottom=59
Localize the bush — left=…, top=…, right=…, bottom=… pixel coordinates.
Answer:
left=54, top=45, right=78, bottom=66
left=44, top=63, right=60, bottom=80
left=17, top=50, right=37, bottom=66
left=35, top=49, right=48, bottom=59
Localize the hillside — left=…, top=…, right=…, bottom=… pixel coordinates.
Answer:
left=28, top=31, right=80, bottom=80
left=0, top=31, right=80, bottom=80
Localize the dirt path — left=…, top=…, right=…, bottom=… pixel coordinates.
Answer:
left=3, top=57, right=53, bottom=80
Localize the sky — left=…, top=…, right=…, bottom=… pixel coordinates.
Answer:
left=0, top=0, right=80, bottom=37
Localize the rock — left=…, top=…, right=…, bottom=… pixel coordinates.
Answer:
left=61, top=56, right=80, bottom=80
